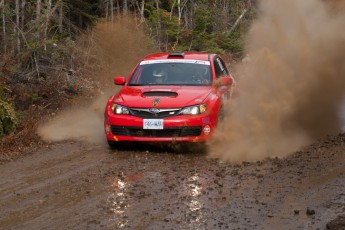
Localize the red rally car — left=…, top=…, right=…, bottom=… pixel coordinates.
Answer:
left=104, top=52, right=237, bottom=147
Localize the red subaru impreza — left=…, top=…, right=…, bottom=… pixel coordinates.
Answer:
left=104, top=52, right=236, bottom=147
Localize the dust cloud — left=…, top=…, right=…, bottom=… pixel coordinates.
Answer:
left=209, top=0, right=345, bottom=162
left=38, top=17, right=155, bottom=144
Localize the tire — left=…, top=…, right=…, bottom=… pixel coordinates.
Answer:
left=218, top=106, right=225, bottom=122
left=107, top=140, right=117, bottom=148
left=191, top=142, right=208, bottom=154
left=180, top=142, right=207, bottom=154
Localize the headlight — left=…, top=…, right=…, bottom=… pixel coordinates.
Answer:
left=112, top=104, right=130, bottom=114
left=180, top=104, right=207, bottom=115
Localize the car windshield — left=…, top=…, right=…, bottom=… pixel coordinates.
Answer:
left=128, top=61, right=212, bottom=86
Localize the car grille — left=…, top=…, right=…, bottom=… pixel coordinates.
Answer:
left=111, top=125, right=202, bottom=137
left=129, top=108, right=181, bottom=118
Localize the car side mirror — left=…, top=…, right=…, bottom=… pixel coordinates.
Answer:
left=114, top=76, right=126, bottom=85
left=216, top=76, right=233, bottom=86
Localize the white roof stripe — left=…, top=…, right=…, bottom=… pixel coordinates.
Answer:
left=140, top=59, right=210, bottom=65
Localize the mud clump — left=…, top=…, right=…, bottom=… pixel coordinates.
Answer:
left=327, top=215, right=345, bottom=230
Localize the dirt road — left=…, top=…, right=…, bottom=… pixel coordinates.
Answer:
left=0, top=134, right=345, bottom=229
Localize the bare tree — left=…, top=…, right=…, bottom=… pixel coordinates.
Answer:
left=155, top=0, right=161, bottom=49
left=36, top=0, right=42, bottom=43
left=170, top=0, right=185, bottom=25
left=15, top=0, right=21, bottom=55
left=42, top=0, right=61, bottom=51
left=228, top=0, right=251, bottom=34
left=58, top=1, right=63, bottom=33
left=136, top=0, right=145, bottom=22
left=123, top=0, right=128, bottom=15
left=102, top=0, right=114, bottom=22
left=43, top=0, right=52, bottom=51
left=110, top=0, right=114, bottom=23
left=36, top=0, right=41, bottom=22
left=116, top=0, right=120, bottom=17
left=1, top=0, right=6, bottom=56
left=20, top=0, right=25, bottom=31
left=104, top=0, right=108, bottom=19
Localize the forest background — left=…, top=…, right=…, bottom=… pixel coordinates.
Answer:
left=0, top=0, right=255, bottom=144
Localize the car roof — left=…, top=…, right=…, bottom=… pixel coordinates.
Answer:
left=142, top=52, right=214, bottom=62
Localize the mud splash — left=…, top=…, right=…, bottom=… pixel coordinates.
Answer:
left=38, top=18, right=155, bottom=143
left=37, top=96, right=106, bottom=144
left=209, top=0, right=345, bottom=162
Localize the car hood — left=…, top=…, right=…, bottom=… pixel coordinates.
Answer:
left=114, top=86, right=212, bottom=108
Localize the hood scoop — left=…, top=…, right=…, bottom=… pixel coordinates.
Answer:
left=143, top=91, right=178, bottom=97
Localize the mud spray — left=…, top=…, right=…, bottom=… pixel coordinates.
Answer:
left=209, top=0, right=345, bottom=162
left=37, top=18, right=155, bottom=144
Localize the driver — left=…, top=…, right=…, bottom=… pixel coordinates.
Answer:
left=152, top=68, right=168, bottom=84
left=192, top=66, right=210, bottom=84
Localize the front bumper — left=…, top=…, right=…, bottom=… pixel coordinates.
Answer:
left=104, top=113, right=216, bottom=142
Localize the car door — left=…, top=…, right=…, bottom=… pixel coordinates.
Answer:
left=213, top=56, right=233, bottom=101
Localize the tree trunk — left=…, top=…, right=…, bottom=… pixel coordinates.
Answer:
left=21, top=0, right=25, bottom=31
left=170, top=0, right=182, bottom=49
left=177, top=0, right=181, bottom=25
left=123, top=0, right=128, bottom=15
left=36, top=0, right=41, bottom=22
left=176, top=0, right=182, bottom=48
left=136, top=0, right=145, bottom=22
left=170, top=0, right=176, bottom=20
left=183, top=2, right=189, bottom=29
left=36, top=0, right=42, bottom=42
left=110, top=0, right=114, bottom=24
left=15, top=0, right=21, bottom=55
left=104, top=0, right=108, bottom=20
left=228, top=8, right=248, bottom=34
left=1, top=0, right=6, bottom=56
left=58, top=1, right=63, bottom=33
left=155, top=0, right=161, bottom=49
left=116, top=0, right=120, bottom=17
left=43, top=0, right=52, bottom=52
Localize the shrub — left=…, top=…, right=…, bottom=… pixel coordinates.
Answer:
left=0, top=99, right=18, bottom=136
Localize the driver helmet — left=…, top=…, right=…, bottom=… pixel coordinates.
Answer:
left=153, top=68, right=168, bottom=83
left=193, top=65, right=210, bottom=83
left=199, top=65, right=209, bottom=76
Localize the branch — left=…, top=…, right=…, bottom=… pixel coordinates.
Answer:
left=228, top=8, right=248, bottom=34
left=9, top=17, right=40, bottom=77
left=170, top=0, right=176, bottom=20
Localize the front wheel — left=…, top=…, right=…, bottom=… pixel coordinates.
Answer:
left=175, top=142, right=208, bottom=154
left=218, top=106, right=225, bottom=122
left=107, top=140, right=117, bottom=148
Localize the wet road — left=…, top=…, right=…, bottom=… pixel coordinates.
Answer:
left=0, top=136, right=345, bottom=229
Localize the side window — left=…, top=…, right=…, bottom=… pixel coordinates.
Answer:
left=213, top=57, right=229, bottom=79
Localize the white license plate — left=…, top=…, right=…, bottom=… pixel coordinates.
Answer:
left=143, top=119, right=164, bottom=129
